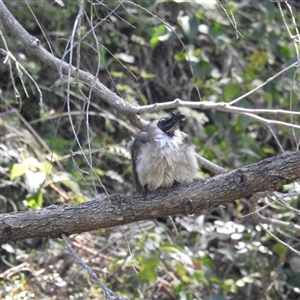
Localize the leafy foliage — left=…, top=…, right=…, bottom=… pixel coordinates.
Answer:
left=0, top=0, right=300, bottom=299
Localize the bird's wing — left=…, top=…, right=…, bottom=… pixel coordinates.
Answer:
left=130, top=131, right=149, bottom=194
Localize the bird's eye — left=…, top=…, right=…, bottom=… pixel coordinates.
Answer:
left=159, top=119, right=166, bottom=126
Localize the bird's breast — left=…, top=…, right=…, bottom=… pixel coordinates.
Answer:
left=154, top=132, right=182, bottom=152
left=135, top=130, right=198, bottom=191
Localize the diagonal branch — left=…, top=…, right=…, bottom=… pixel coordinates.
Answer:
left=1, top=150, right=300, bottom=243
left=0, top=0, right=145, bottom=129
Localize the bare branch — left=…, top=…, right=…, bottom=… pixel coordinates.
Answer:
left=1, top=150, right=300, bottom=243
left=135, top=98, right=300, bottom=130
left=196, top=154, right=226, bottom=175
left=135, top=98, right=300, bottom=117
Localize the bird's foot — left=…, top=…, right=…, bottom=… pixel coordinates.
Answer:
left=141, top=185, right=150, bottom=198
left=172, top=180, right=180, bottom=188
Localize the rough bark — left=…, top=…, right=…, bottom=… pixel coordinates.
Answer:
left=1, top=151, right=300, bottom=243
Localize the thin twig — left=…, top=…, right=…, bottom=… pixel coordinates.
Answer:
left=250, top=193, right=300, bottom=255
left=62, top=234, right=126, bottom=300
left=228, top=60, right=299, bottom=106
left=135, top=98, right=300, bottom=131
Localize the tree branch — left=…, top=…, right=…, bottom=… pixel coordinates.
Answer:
left=1, top=0, right=299, bottom=133
left=1, top=151, right=300, bottom=243
left=250, top=192, right=300, bottom=256
left=0, top=0, right=145, bottom=129
left=134, top=98, right=300, bottom=131
left=250, top=193, right=300, bottom=235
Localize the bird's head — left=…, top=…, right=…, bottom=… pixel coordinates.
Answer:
left=157, top=112, right=185, bottom=135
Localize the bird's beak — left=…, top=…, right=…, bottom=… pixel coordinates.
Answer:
left=158, top=113, right=186, bottom=132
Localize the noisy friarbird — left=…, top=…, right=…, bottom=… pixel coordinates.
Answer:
left=129, top=112, right=199, bottom=197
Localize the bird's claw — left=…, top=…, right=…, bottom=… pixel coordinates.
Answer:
left=142, top=185, right=150, bottom=198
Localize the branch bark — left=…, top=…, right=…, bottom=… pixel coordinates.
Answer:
left=1, top=151, right=300, bottom=243
left=1, top=1, right=300, bottom=245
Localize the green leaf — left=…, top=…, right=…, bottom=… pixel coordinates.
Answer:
left=138, top=258, right=159, bottom=282
left=149, top=25, right=176, bottom=48
left=224, top=81, right=241, bottom=101
left=25, top=191, right=43, bottom=209
left=174, top=262, right=188, bottom=278
left=94, top=168, right=105, bottom=177
left=161, top=243, right=182, bottom=253
left=272, top=243, right=287, bottom=259
left=140, top=70, right=155, bottom=79
left=41, top=162, right=52, bottom=175
left=10, top=163, right=27, bottom=180
left=174, top=51, right=187, bottom=62
left=250, top=50, right=268, bottom=69
left=149, top=25, right=166, bottom=48
left=222, top=278, right=238, bottom=293
left=192, top=61, right=214, bottom=76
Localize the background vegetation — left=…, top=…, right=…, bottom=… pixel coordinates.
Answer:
left=0, top=0, right=300, bottom=299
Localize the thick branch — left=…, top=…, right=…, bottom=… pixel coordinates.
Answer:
left=1, top=151, right=300, bottom=243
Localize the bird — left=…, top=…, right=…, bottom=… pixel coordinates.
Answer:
left=129, top=112, right=199, bottom=197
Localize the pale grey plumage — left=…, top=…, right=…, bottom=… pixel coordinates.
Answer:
left=129, top=113, right=198, bottom=196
